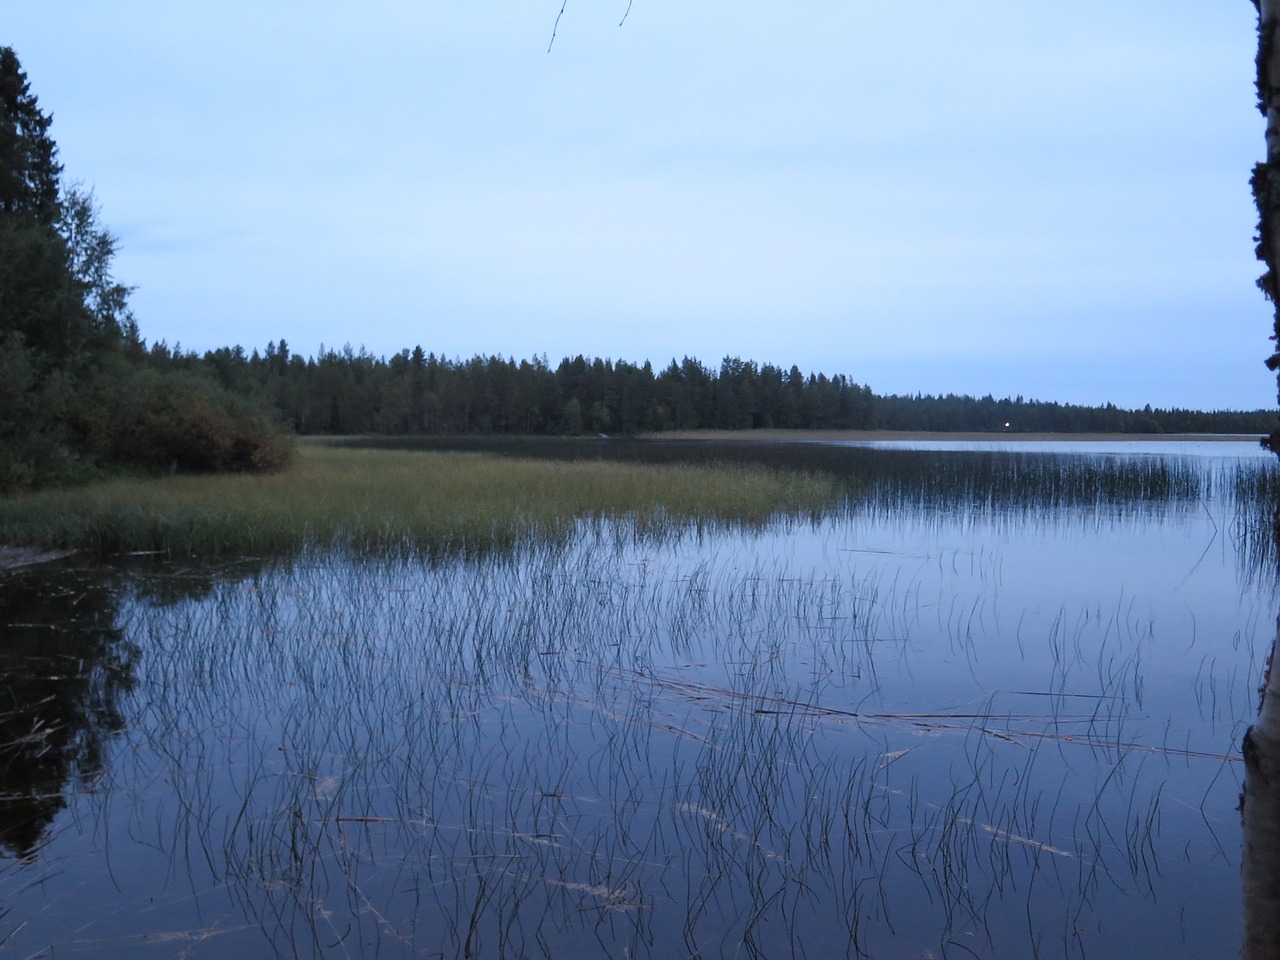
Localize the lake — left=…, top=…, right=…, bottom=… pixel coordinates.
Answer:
left=0, top=439, right=1274, bottom=958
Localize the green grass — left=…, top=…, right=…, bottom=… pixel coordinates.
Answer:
left=0, top=442, right=841, bottom=557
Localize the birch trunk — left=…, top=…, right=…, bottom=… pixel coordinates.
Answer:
left=1244, top=630, right=1280, bottom=959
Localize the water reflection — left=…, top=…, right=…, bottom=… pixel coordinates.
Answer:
left=0, top=563, right=136, bottom=859
left=0, top=446, right=1274, bottom=958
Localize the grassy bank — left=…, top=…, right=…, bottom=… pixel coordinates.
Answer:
left=0, top=443, right=841, bottom=558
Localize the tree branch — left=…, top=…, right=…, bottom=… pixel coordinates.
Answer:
left=547, top=1, right=568, bottom=53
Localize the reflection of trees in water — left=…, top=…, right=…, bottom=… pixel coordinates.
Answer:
left=0, top=556, right=273, bottom=861
left=0, top=563, right=136, bottom=859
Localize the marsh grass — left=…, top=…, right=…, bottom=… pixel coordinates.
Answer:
left=0, top=443, right=839, bottom=557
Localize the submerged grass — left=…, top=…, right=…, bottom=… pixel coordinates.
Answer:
left=0, top=443, right=841, bottom=557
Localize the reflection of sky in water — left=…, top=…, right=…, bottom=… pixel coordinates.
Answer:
left=664, top=484, right=1260, bottom=954
left=598, top=481, right=1259, bottom=955
left=647, top=479, right=1266, bottom=740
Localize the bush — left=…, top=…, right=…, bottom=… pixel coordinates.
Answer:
left=0, top=344, right=293, bottom=495
left=85, top=366, right=293, bottom=475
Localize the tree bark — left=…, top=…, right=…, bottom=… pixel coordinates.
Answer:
left=1244, top=629, right=1280, bottom=959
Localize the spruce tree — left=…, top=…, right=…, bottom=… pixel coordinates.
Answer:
left=0, top=46, right=61, bottom=224
left=0, top=47, right=132, bottom=363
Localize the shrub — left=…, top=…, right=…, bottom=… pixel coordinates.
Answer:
left=86, top=366, right=293, bottom=475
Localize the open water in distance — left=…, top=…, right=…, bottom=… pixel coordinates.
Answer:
left=0, top=440, right=1275, bottom=958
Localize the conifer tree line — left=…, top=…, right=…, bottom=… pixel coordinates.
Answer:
left=150, top=343, right=874, bottom=435
left=149, top=338, right=1273, bottom=438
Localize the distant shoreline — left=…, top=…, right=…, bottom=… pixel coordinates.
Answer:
left=643, top=430, right=1266, bottom=443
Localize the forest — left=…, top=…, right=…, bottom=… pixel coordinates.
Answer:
left=157, top=340, right=1272, bottom=439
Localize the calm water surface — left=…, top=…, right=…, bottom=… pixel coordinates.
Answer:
left=0, top=441, right=1274, bottom=958
left=843, top=438, right=1271, bottom=457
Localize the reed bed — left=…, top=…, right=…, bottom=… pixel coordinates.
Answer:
left=0, top=444, right=839, bottom=557
left=1232, top=459, right=1280, bottom=576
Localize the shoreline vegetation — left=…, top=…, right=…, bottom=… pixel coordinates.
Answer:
left=1, top=432, right=1266, bottom=562
left=0, top=442, right=842, bottom=559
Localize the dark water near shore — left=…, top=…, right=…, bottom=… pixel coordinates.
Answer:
left=0, top=441, right=1275, bottom=958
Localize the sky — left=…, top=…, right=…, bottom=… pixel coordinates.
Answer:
left=6, top=2, right=1273, bottom=410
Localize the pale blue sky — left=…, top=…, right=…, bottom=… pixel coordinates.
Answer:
left=7, top=1, right=1270, bottom=409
